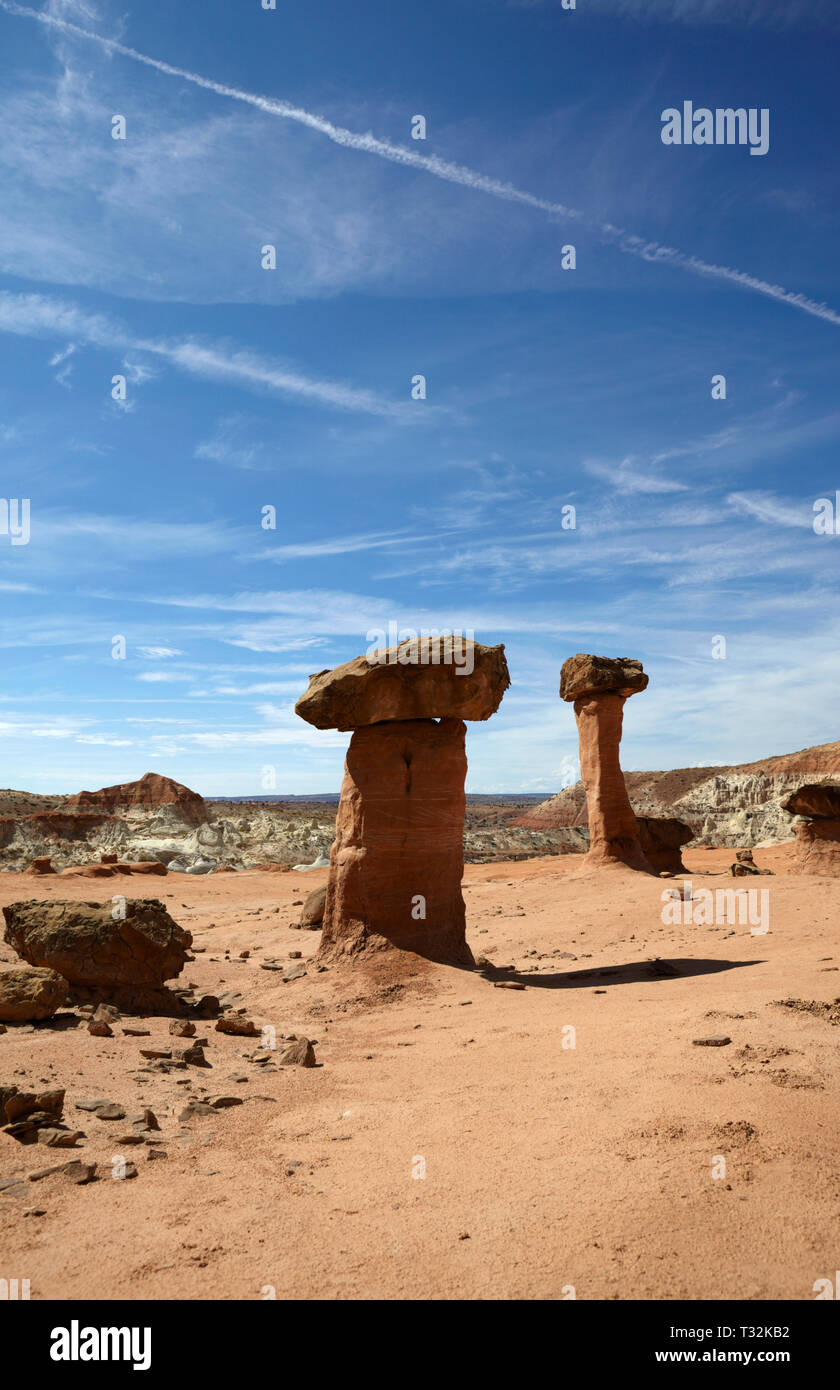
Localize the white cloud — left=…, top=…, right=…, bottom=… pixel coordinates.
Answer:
left=0, top=291, right=414, bottom=419
left=727, top=491, right=815, bottom=529
left=584, top=456, right=689, bottom=494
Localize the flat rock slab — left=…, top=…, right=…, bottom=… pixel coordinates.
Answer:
left=692, top=1036, right=732, bottom=1047
left=560, top=653, right=648, bottom=702
left=295, top=638, right=510, bottom=730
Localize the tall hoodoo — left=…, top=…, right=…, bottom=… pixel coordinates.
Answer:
left=295, top=636, right=510, bottom=965
left=560, top=653, right=652, bottom=871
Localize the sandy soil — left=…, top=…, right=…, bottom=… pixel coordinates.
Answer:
left=1, top=846, right=838, bottom=1301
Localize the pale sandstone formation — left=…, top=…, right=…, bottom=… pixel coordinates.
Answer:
left=0, top=965, right=68, bottom=1022
left=2, top=898, right=192, bottom=990
left=560, top=654, right=652, bottom=871
left=637, top=816, right=695, bottom=874
left=295, top=636, right=509, bottom=731
left=317, top=718, right=473, bottom=966
left=514, top=739, right=840, bottom=849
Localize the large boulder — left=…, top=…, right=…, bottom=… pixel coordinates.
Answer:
left=2, top=898, right=192, bottom=989
left=0, top=966, right=68, bottom=1022
left=295, top=637, right=510, bottom=731
left=559, top=654, right=648, bottom=703
left=782, top=783, right=840, bottom=819
left=300, top=884, right=327, bottom=928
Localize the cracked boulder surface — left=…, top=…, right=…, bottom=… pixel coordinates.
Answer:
left=2, top=897, right=192, bottom=989
left=295, top=637, right=510, bottom=731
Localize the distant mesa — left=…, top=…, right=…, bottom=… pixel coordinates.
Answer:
left=64, top=772, right=207, bottom=824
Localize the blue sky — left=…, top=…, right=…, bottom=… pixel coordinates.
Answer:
left=0, top=0, right=838, bottom=795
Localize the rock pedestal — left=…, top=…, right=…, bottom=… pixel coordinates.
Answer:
left=560, top=654, right=652, bottom=871
left=317, top=718, right=472, bottom=966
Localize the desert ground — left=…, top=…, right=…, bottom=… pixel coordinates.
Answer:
left=2, top=843, right=838, bottom=1301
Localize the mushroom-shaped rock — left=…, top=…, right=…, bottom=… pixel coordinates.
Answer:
left=780, top=786, right=840, bottom=876
left=781, top=783, right=840, bottom=819
left=560, top=654, right=652, bottom=872
left=0, top=965, right=68, bottom=1022
left=637, top=816, right=695, bottom=874
left=2, top=898, right=192, bottom=990
left=295, top=637, right=509, bottom=731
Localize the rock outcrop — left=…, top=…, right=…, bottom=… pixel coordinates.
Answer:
left=782, top=783, right=840, bottom=820
left=295, top=637, right=510, bottom=731
left=64, top=772, right=207, bottom=824
left=514, top=739, right=840, bottom=849
left=3, top=898, right=192, bottom=990
left=0, top=965, right=68, bottom=1022
left=637, top=816, right=695, bottom=874
left=560, top=654, right=652, bottom=871
left=25, top=856, right=56, bottom=875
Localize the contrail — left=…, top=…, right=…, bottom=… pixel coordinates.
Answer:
left=3, top=0, right=839, bottom=327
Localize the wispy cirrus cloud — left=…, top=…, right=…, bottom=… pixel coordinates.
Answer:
left=0, top=291, right=414, bottom=419
left=584, top=456, right=689, bottom=494
left=727, top=490, right=816, bottom=528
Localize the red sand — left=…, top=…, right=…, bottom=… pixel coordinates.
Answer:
left=1, top=846, right=838, bottom=1300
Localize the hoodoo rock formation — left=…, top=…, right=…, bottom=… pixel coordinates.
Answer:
left=782, top=783, right=840, bottom=876
left=560, top=654, right=652, bottom=871
left=296, top=638, right=510, bottom=965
